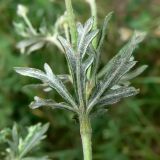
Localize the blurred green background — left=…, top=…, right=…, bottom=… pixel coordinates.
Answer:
left=0, top=0, right=160, bottom=159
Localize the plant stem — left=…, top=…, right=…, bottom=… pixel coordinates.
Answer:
left=86, top=0, right=97, bottom=48
left=65, top=0, right=77, bottom=48
left=79, top=114, right=92, bottom=160
left=22, top=15, right=37, bottom=35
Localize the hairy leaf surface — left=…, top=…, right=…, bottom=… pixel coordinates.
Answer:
left=15, top=64, right=77, bottom=109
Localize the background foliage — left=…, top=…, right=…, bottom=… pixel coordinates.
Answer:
left=0, top=0, right=160, bottom=159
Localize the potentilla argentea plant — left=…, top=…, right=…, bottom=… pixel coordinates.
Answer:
left=14, top=1, right=147, bottom=160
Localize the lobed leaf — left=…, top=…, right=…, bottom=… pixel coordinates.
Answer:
left=15, top=64, right=78, bottom=110
left=88, top=32, right=146, bottom=111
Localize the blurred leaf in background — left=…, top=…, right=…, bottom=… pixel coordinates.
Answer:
left=0, top=123, right=49, bottom=159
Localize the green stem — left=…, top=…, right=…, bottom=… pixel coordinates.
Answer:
left=79, top=114, right=92, bottom=160
left=87, top=0, right=97, bottom=48
left=22, top=15, right=37, bottom=35
left=65, top=0, right=77, bottom=48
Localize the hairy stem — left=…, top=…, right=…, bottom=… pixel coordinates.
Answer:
left=65, top=0, right=77, bottom=48
left=79, top=114, right=92, bottom=160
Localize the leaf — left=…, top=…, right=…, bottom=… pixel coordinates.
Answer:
left=99, top=60, right=137, bottom=92
left=24, top=76, right=72, bottom=91
left=19, top=123, right=49, bottom=158
left=81, top=29, right=99, bottom=58
left=58, top=36, right=77, bottom=89
left=94, top=12, right=113, bottom=76
left=77, top=17, right=94, bottom=57
left=83, top=54, right=95, bottom=73
left=84, top=17, right=94, bottom=32
left=15, top=64, right=78, bottom=110
left=30, top=96, right=75, bottom=112
left=58, top=36, right=76, bottom=75
left=14, top=67, right=47, bottom=81
left=82, top=54, right=95, bottom=102
left=97, top=12, right=113, bottom=52
left=88, top=31, right=146, bottom=111
left=110, top=60, right=137, bottom=86
left=88, top=56, right=126, bottom=110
